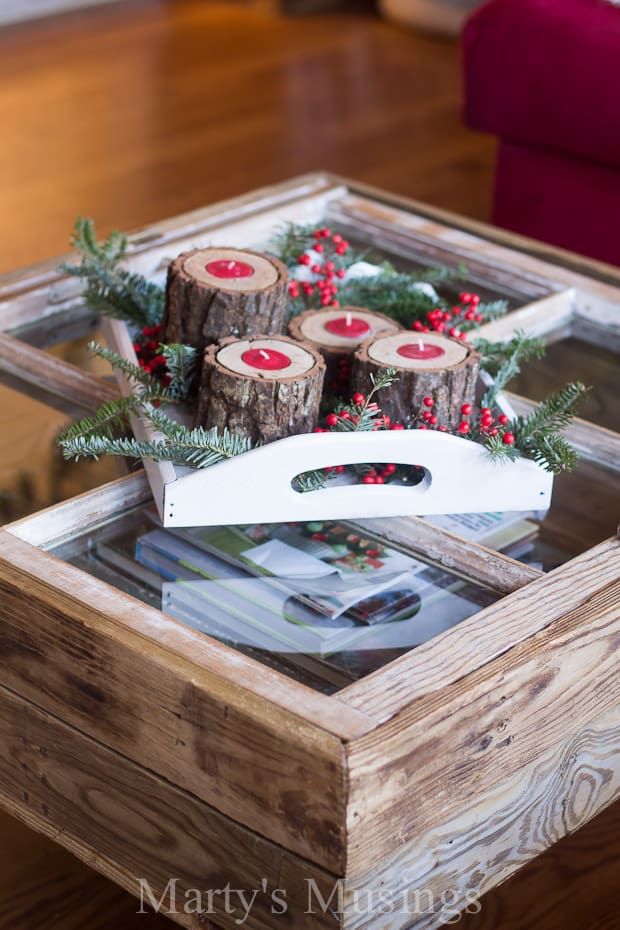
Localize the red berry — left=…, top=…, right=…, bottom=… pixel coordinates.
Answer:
left=422, top=411, right=432, bottom=421
left=383, top=463, right=396, bottom=475
left=314, top=243, right=324, bottom=253
left=324, top=261, right=335, bottom=272
left=438, top=425, right=447, bottom=432
left=312, top=264, right=322, bottom=274
left=340, top=410, right=351, bottom=420
left=313, top=230, right=322, bottom=239
left=458, top=422, right=471, bottom=433
left=322, top=228, right=332, bottom=237
left=329, top=300, right=340, bottom=307
left=390, top=423, right=405, bottom=430
left=374, top=476, right=385, bottom=485
left=464, top=310, right=475, bottom=321
left=423, top=396, right=434, bottom=407
left=429, top=415, right=438, bottom=425
left=337, top=269, right=346, bottom=279
left=352, top=392, right=365, bottom=405
left=502, top=432, right=515, bottom=445
left=481, top=407, right=491, bottom=416
left=332, top=234, right=343, bottom=244
left=461, top=403, right=472, bottom=415
left=362, top=475, right=375, bottom=484
left=470, top=294, right=481, bottom=306
left=498, top=414, right=509, bottom=425
left=481, top=415, right=494, bottom=427
left=418, top=424, right=428, bottom=430
left=297, top=254, right=311, bottom=266
left=460, top=292, right=472, bottom=304
left=326, top=413, right=338, bottom=427
left=489, top=428, right=498, bottom=436
left=474, top=313, right=484, bottom=323
left=335, top=244, right=347, bottom=255
left=413, top=321, right=424, bottom=332
left=335, top=464, right=345, bottom=473
left=312, top=532, right=328, bottom=541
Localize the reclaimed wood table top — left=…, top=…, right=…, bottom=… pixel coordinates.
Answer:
left=0, top=174, right=618, bottom=930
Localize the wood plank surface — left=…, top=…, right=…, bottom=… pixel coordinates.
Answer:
left=344, top=702, right=620, bottom=930
left=0, top=683, right=338, bottom=930
left=345, top=568, right=620, bottom=876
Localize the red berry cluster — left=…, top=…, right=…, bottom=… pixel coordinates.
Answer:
left=457, top=403, right=515, bottom=443
left=132, top=323, right=171, bottom=386
left=412, top=291, right=485, bottom=339
left=288, top=229, right=350, bottom=307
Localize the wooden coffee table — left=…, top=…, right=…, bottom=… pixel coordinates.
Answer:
left=0, top=174, right=618, bottom=930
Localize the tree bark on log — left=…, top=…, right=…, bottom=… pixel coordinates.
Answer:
left=351, top=336, right=480, bottom=429
left=195, top=335, right=325, bottom=445
left=163, top=248, right=288, bottom=357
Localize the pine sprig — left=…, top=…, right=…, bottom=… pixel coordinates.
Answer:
left=160, top=343, right=197, bottom=402
left=60, top=426, right=253, bottom=469
left=88, top=342, right=163, bottom=396
left=62, top=218, right=165, bottom=328
left=485, top=382, right=587, bottom=473
left=514, top=381, right=588, bottom=440
left=475, top=330, right=546, bottom=406
left=59, top=396, right=145, bottom=445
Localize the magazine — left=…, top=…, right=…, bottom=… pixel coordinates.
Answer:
left=171, top=521, right=428, bottom=622
left=135, top=529, right=428, bottom=655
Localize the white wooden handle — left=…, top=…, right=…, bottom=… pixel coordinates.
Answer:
left=164, top=430, right=553, bottom=526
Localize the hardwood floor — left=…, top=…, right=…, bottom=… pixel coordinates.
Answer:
left=0, top=2, right=618, bottom=929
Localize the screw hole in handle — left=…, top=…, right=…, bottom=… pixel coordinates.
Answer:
left=291, top=464, right=433, bottom=494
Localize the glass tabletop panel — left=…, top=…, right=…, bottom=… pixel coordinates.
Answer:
left=426, top=458, right=620, bottom=573
left=50, top=506, right=499, bottom=695
left=510, top=336, right=619, bottom=432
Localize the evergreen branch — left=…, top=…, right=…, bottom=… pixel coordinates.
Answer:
left=529, top=435, right=580, bottom=475
left=58, top=396, right=143, bottom=447
left=88, top=341, right=163, bottom=396
left=160, top=343, right=197, bottom=402
left=293, top=470, right=333, bottom=493
left=60, top=423, right=254, bottom=468
left=62, top=217, right=165, bottom=328
left=337, top=273, right=441, bottom=326
left=475, top=330, right=546, bottom=406
left=513, top=382, right=588, bottom=443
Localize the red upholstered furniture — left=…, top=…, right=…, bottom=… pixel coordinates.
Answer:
left=462, top=0, right=620, bottom=266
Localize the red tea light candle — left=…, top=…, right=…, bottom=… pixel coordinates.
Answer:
left=195, top=336, right=326, bottom=444
left=241, top=347, right=292, bottom=371
left=324, top=312, right=372, bottom=339
left=397, top=338, right=446, bottom=361
left=183, top=248, right=278, bottom=292
left=290, top=307, right=400, bottom=351
left=164, top=246, right=288, bottom=351
left=352, top=331, right=480, bottom=429
left=205, top=259, right=256, bottom=280
left=288, top=306, right=401, bottom=396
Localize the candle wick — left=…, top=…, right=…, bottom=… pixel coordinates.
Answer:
left=259, top=349, right=270, bottom=360
left=418, top=338, right=424, bottom=351
left=346, top=312, right=352, bottom=326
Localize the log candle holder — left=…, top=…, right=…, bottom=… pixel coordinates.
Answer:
left=195, top=335, right=325, bottom=445
left=352, top=331, right=480, bottom=428
left=288, top=306, right=401, bottom=394
left=163, top=247, right=288, bottom=356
